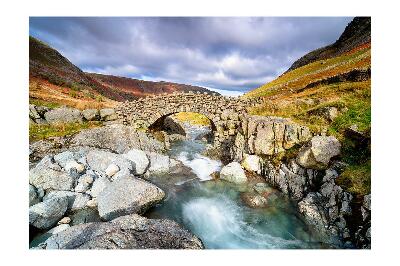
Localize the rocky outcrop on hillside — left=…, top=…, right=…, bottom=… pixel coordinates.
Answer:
left=287, top=17, right=371, bottom=72
left=231, top=115, right=369, bottom=248
left=233, top=115, right=312, bottom=162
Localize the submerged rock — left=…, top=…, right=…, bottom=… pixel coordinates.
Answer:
left=219, top=162, right=247, bottom=184
left=97, top=176, right=165, bottom=221
left=36, top=214, right=204, bottom=249
left=241, top=192, right=268, bottom=208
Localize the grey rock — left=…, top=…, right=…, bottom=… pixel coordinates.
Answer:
left=37, top=214, right=203, bottom=249
left=86, top=149, right=133, bottom=178
left=74, top=174, right=94, bottom=193
left=70, top=124, right=164, bottom=154
left=54, top=151, right=75, bottom=168
left=58, top=217, right=71, bottom=224
left=241, top=154, right=261, bottom=173
left=297, top=136, right=341, bottom=170
left=245, top=115, right=311, bottom=156
left=82, top=109, right=99, bottom=121
left=99, top=108, right=117, bottom=121
left=29, top=184, right=40, bottom=206
left=70, top=208, right=102, bottom=226
left=122, top=149, right=150, bottom=175
left=363, top=194, right=371, bottom=210
left=43, top=191, right=91, bottom=211
left=298, top=193, right=329, bottom=232
left=105, top=164, right=120, bottom=177
left=219, top=162, right=247, bottom=184
left=98, top=176, right=165, bottom=221
left=29, top=197, right=68, bottom=229
left=29, top=156, right=76, bottom=191
left=241, top=192, right=268, bottom=208
left=44, top=107, right=83, bottom=124
left=146, top=152, right=174, bottom=174
left=29, top=104, right=41, bottom=120
left=88, top=176, right=111, bottom=198
left=65, top=160, right=85, bottom=174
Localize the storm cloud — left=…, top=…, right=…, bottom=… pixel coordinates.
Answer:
left=29, top=17, right=353, bottom=92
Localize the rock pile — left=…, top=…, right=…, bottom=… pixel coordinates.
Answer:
left=29, top=134, right=199, bottom=249
left=29, top=104, right=119, bottom=125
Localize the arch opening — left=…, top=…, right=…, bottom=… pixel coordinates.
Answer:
left=148, top=112, right=216, bottom=144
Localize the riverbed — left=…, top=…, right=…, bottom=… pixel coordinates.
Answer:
left=145, top=126, right=326, bottom=249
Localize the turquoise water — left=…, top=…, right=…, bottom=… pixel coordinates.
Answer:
left=145, top=130, right=326, bottom=249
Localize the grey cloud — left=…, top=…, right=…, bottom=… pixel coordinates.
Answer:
left=29, top=17, right=353, bottom=91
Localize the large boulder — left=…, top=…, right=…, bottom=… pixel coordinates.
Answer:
left=70, top=124, right=164, bottom=154
left=88, top=176, right=111, bottom=198
left=29, top=197, right=69, bottom=229
left=29, top=156, right=76, bottom=191
left=245, top=116, right=311, bottom=156
left=146, top=152, right=176, bottom=174
left=219, top=162, right=247, bottom=184
left=85, top=149, right=133, bottom=179
left=44, top=107, right=83, bottom=124
left=35, top=214, right=203, bottom=249
left=82, top=109, right=99, bottom=121
left=297, top=136, right=341, bottom=170
left=70, top=208, right=102, bottom=226
left=122, top=149, right=150, bottom=175
left=99, top=108, right=118, bottom=121
left=298, top=192, right=329, bottom=233
left=43, top=191, right=91, bottom=211
left=241, top=154, right=261, bottom=174
left=97, top=176, right=165, bottom=221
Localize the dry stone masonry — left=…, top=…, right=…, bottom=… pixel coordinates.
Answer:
left=115, top=91, right=260, bottom=157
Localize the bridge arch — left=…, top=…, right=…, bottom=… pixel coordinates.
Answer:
left=115, top=92, right=260, bottom=160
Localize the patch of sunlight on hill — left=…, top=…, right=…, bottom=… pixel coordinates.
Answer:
left=245, top=43, right=370, bottom=99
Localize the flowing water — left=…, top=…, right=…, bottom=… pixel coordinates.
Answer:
left=145, top=126, right=326, bottom=249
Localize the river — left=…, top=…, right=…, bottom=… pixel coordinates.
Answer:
left=145, top=125, right=325, bottom=249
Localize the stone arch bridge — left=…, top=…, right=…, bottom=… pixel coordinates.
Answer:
left=115, top=91, right=259, bottom=151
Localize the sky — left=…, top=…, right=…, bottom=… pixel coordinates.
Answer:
left=29, top=17, right=353, bottom=94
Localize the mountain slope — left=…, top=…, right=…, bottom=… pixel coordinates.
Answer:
left=287, top=17, right=371, bottom=72
left=245, top=17, right=371, bottom=197
left=87, top=73, right=215, bottom=97
left=29, top=36, right=216, bottom=109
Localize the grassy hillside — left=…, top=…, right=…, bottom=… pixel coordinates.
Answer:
left=29, top=36, right=216, bottom=109
left=245, top=42, right=371, bottom=197
left=287, top=17, right=370, bottom=71
left=88, top=73, right=216, bottom=98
